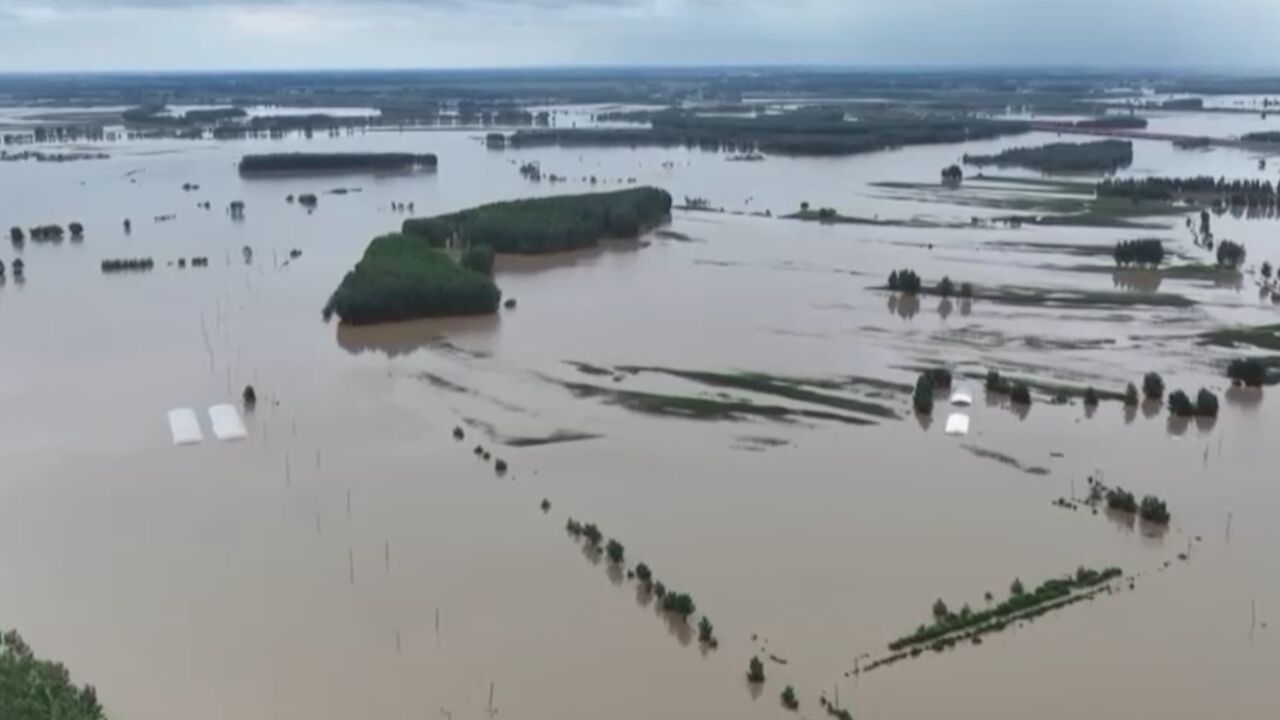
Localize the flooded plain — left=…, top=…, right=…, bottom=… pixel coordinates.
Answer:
left=1, top=112, right=1279, bottom=720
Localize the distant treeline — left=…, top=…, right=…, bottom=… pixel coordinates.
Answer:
left=508, top=108, right=1031, bottom=156
left=1243, top=131, right=1280, bottom=143
left=1074, top=116, right=1148, bottom=129
left=1096, top=176, right=1278, bottom=206
left=963, top=140, right=1132, bottom=173
left=323, top=232, right=501, bottom=325
left=402, top=187, right=672, bottom=254
left=1112, top=239, right=1164, bottom=267
left=238, top=153, right=437, bottom=174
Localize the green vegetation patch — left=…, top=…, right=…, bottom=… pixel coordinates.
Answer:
left=963, top=139, right=1133, bottom=173
left=402, top=187, right=672, bottom=254
left=500, top=430, right=604, bottom=448
left=550, top=379, right=876, bottom=425
left=1, top=629, right=105, bottom=720
left=324, top=232, right=501, bottom=324
left=239, top=152, right=437, bottom=174
left=960, top=445, right=1050, bottom=476
left=1199, top=323, right=1280, bottom=352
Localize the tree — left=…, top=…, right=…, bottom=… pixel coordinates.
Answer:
left=959, top=282, right=974, bottom=299
left=781, top=686, right=799, bottom=710
left=1217, top=240, right=1247, bottom=269
left=937, top=276, right=955, bottom=298
left=1196, top=388, right=1219, bottom=417
left=1227, top=358, right=1267, bottom=387
left=461, top=245, right=495, bottom=275
left=605, top=539, right=625, bottom=565
left=1084, top=387, right=1099, bottom=406
left=1139, top=495, right=1171, bottom=524
left=1142, top=372, right=1165, bottom=401
left=698, top=616, right=715, bottom=644
left=1263, top=261, right=1274, bottom=280
left=582, top=523, right=603, bottom=546
left=747, top=656, right=766, bottom=683
left=932, top=598, right=950, bottom=619
left=662, top=591, right=695, bottom=619
left=941, top=164, right=963, bottom=185
left=1124, top=382, right=1140, bottom=407
left=887, top=270, right=900, bottom=290
left=800, top=201, right=810, bottom=212
left=242, top=385, right=257, bottom=409
left=1167, top=389, right=1195, bottom=417
left=68, top=222, right=84, bottom=236
left=634, top=562, right=652, bottom=584
left=9, top=226, right=23, bottom=242
left=1010, top=578, right=1025, bottom=597
left=1106, top=487, right=1138, bottom=513
left=1010, top=383, right=1032, bottom=405
left=1200, top=209, right=1211, bottom=237
left=913, top=374, right=935, bottom=415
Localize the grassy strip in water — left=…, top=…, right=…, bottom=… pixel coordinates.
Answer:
left=615, top=366, right=902, bottom=420
left=901, top=364, right=1128, bottom=402
left=877, top=283, right=1196, bottom=309
left=501, top=430, right=604, bottom=448
left=962, top=139, right=1133, bottom=173
left=887, top=567, right=1123, bottom=652
left=323, top=233, right=501, bottom=324
left=1, top=629, right=105, bottom=720
left=551, top=379, right=876, bottom=425
left=402, top=187, right=672, bottom=254
left=1199, top=323, right=1280, bottom=352
left=960, top=445, right=1050, bottom=476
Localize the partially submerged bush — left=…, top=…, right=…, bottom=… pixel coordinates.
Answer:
left=1196, top=388, right=1219, bottom=417
left=1142, top=372, right=1165, bottom=401
left=1216, top=239, right=1247, bottom=269
left=1167, top=390, right=1195, bottom=417
left=460, top=245, right=495, bottom=275
left=605, top=539, right=625, bottom=565
left=1139, top=495, right=1171, bottom=524
left=1106, top=487, right=1138, bottom=514
left=747, top=656, right=766, bottom=683
left=888, top=268, right=922, bottom=294
left=1227, top=358, right=1267, bottom=387
left=781, top=685, right=799, bottom=710
left=1010, top=383, right=1032, bottom=405
left=1124, top=383, right=1140, bottom=407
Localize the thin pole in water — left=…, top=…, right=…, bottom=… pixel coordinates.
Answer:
left=349, top=547, right=355, bottom=586
left=1251, top=600, right=1257, bottom=639
left=385, top=540, right=391, bottom=574
left=395, top=629, right=402, bottom=654
left=347, top=490, right=352, bottom=522
left=285, top=454, right=291, bottom=486
left=315, top=513, right=321, bottom=535
left=1226, top=511, right=1234, bottom=543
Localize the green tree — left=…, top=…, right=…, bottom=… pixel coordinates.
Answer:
left=1142, top=372, right=1165, bottom=401
left=781, top=685, right=799, bottom=710
left=1227, top=358, right=1267, bottom=387
left=1010, top=578, right=1025, bottom=596
left=1010, top=383, right=1032, bottom=405
left=1167, top=389, right=1195, bottom=417
left=1195, top=388, right=1219, bottom=417
left=937, top=276, right=955, bottom=298
left=932, top=598, right=950, bottom=619
left=698, top=616, right=715, bottom=644
left=1124, top=382, right=1140, bottom=407
left=460, top=245, right=495, bottom=275
left=747, top=656, right=766, bottom=683
left=605, top=539, right=625, bottom=565
left=1084, top=387, right=1099, bottom=406
left=634, top=562, right=652, bottom=584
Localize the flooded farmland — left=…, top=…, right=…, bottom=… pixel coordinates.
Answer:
left=2, top=105, right=1279, bottom=720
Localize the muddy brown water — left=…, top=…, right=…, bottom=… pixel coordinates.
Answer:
left=1, top=116, right=1278, bottom=720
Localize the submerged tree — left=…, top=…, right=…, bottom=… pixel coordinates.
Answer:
left=1217, top=240, right=1247, bottom=269
left=1010, top=383, right=1032, bottom=405
left=937, top=276, right=955, bottom=298
left=605, top=539, right=625, bottom=565
left=698, top=616, right=716, bottom=645
left=1167, top=389, right=1195, bottom=417
left=1124, top=382, right=1140, bottom=407
left=1139, top=495, right=1171, bottom=524
left=1084, top=387, right=1100, bottom=406
left=781, top=685, right=799, bottom=710
left=1196, top=388, right=1219, bottom=417
left=747, top=656, right=766, bottom=684
left=1227, top=358, right=1267, bottom=387
left=1142, top=372, right=1165, bottom=401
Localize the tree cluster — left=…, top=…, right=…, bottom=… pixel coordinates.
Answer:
left=963, top=139, right=1133, bottom=173
left=239, top=152, right=438, bottom=174
left=1112, top=238, right=1165, bottom=267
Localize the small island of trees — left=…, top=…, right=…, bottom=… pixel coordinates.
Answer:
left=401, top=187, right=672, bottom=255
left=238, top=153, right=438, bottom=175
left=1112, top=238, right=1165, bottom=267
left=323, top=232, right=501, bottom=325
left=963, top=139, right=1133, bottom=173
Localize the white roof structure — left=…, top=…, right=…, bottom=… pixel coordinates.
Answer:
left=944, top=413, right=970, bottom=436
left=167, top=408, right=203, bottom=445
left=208, top=404, right=248, bottom=441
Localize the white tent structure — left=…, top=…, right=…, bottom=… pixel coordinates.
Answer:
left=944, top=413, right=970, bottom=436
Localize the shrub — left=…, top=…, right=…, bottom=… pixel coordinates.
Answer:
left=662, top=591, right=695, bottom=618
left=887, top=270, right=900, bottom=290
left=932, top=598, right=950, bottom=619
left=1124, top=382, right=1140, bottom=406
left=747, top=656, right=765, bottom=683
left=1217, top=240, right=1247, bottom=269
left=1112, top=238, right=1165, bottom=267
left=941, top=164, right=963, bottom=183
left=540, top=498, right=551, bottom=512
left=634, top=562, right=652, bottom=583
left=298, top=193, right=318, bottom=207
left=0, top=629, right=104, bottom=720
left=1010, top=578, right=1024, bottom=596
left=913, top=374, right=935, bottom=415
left=1262, top=261, right=1273, bottom=280
left=1106, top=487, right=1138, bottom=514
left=460, top=245, right=495, bottom=275
left=1084, top=387, right=1099, bottom=406
left=894, top=269, right=922, bottom=294
left=1142, top=372, right=1165, bottom=401
left=781, top=685, right=799, bottom=710
left=1010, top=383, right=1032, bottom=405
left=985, top=370, right=1010, bottom=393
left=605, top=539, right=625, bottom=565
left=582, top=523, right=603, bottom=546
left=68, top=221, right=84, bottom=236
left=1139, top=495, right=1171, bottom=524
left=959, top=282, right=974, bottom=299
left=1196, top=388, right=1219, bottom=417
left=9, top=226, right=22, bottom=242
left=1227, top=358, right=1267, bottom=387
left=565, top=519, right=583, bottom=536
left=653, top=581, right=667, bottom=599
left=1167, top=390, right=1195, bottom=417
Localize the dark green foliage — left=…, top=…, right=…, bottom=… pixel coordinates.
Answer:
left=890, top=268, right=922, bottom=294
left=540, top=498, right=551, bottom=512
left=1142, top=372, right=1165, bottom=400
left=1196, top=388, right=1219, bottom=417
left=1112, top=238, right=1165, bottom=267
left=653, top=581, right=667, bottom=599
left=985, top=370, right=1011, bottom=394
left=238, top=153, right=437, bottom=174
left=565, top=518, right=583, bottom=537
left=402, top=187, right=672, bottom=255
left=1097, top=176, right=1278, bottom=207
left=1217, top=240, right=1247, bottom=269
left=323, top=233, right=501, bottom=324
left=460, top=245, right=495, bottom=275
left=0, top=629, right=105, bottom=720
left=9, top=226, right=22, bottom=242
left=1084, top=387, right=1099, bottom=406
left=1139, top=496, right=1171, bottom=524
left=28, top=224, right=64, bottom=240
left=68, top=222, right=84, bottom=236
left=913, top=374, right=935, bottom=415
left=781, top=686, right=799, bottom=710
left=662, top=591, right=696, bottom=619
left=634, top=562, right=652, bottom=584
left=1167, top=390, right=1194, bottom=417
left=1106, top=487, right=1138, bottom=514
left=1227, top=358, right=1267, bottom=387
left=605, top=539, right=625, bottom=565
left=297, top=193, right=318, bottom=207
left=698, top=616, right=715, bottom=644
left=888, top=568, right=1122, bottom=652
left=959, top=282, right=974, bottom=299
left=1261, top=261, right=1273, bottom=279
left=964, top=139, right=1133, bottom=172
left=825, top=705, right=854, bottom=720
left=937, top=276, right=955, bottom=298
left=747, top=656, right=765, bottom=683
left=932, top=598, right=949, bottom=619
left=1124, top=383, right=1140, bottom=406
left=1010, top=383, right=1032, bottom=405
left=582, top=523, right=603, bottom=546
left=941, top=164, right=963, bottom=183
left=1243, top=131, right=1280, bottom=143
left=100, top=258, right=153, bottom=272
left=816, top=207, right=838, bottom=221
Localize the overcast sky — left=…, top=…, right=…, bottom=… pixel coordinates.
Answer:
left=0, top=0, right=1277, bottom=72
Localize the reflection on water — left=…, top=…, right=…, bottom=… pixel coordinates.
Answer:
left=335, top=315, right=500, bottom=357
left=887, top=292, right=920, bottom=320
left=938, top=298, right=954, bottom=319
left=1112, top=268, right=1163, bottom=293
left=1225, top=386, right=1264, bottom=409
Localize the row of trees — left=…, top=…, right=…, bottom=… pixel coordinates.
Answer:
left=402, top=187, right=673, bottom=255
left=1113, top=238, right=1165, bottom=267
left=1104, top=487, right=1171, bottom=524
left=985, top=371, right=1032, bottom=404
left=238, top=152, right=438, bottom=174
left=1097, top=176, right=1279, bottom=206
left=101, top=258, right=154, bottom=272
left=887, top=269, right=973, bottom=299
left=323, top=232, right=502, bottom=324
left=963, top=140, right=1133, bottom=173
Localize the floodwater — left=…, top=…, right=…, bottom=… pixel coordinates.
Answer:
left=1, top=110, right=1278, bottom=720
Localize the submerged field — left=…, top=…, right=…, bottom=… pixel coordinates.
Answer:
left=1, top=99, right=1279, bottom=720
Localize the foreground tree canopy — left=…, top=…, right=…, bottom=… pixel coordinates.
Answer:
left=323, top=233, right=500, bottom=324
left=402, top=187, right=672, bottom=254
left=1, top=629, right=104, bottom=720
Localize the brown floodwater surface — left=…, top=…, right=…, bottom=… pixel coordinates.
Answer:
left=1, top=118, right=1278, bottom=720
